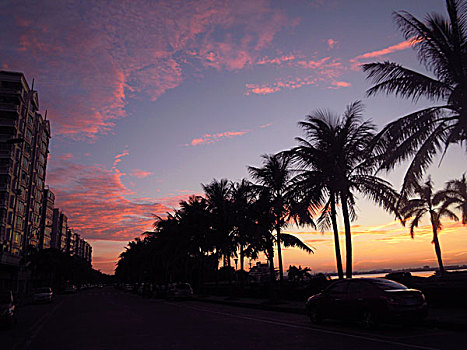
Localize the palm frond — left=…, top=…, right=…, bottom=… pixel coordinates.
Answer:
left=280, top=233, right=314, bottom=254
left=363, top=62, right=452, bottom=101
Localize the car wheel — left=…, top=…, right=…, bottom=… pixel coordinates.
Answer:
left=361, top=310, right=379, bottom=329
left=308, top=306, right=323, bottom=324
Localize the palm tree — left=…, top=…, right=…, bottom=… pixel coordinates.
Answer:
left=442, top=174, right=467, bottom=224
left=248, top=153, right=313, bottom=283
left=231, top=179, right=256, bottom=274
left=363, top=0, right=467, bottom=199
left=290, top=114, right=345, bottom=279
left=292, top=101, right=399, bottom=278
left=202, top=179, right=235, bottom=269
left=399, top=177, right=459, bottom=275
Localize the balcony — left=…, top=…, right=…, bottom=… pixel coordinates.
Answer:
left=0, top=119, right=17, bottom=128
left=0, top=103, right=20, bottom=113
left=0, top=165, right=13, bottom=175
left=0, top=86, right=22, bottom=95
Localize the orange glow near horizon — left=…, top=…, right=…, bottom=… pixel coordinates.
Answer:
left=91, top=220, right=467, bottom=275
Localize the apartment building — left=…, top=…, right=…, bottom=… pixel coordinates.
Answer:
left=66, top=227, right=77, bottom=256
left=39, top=187, right=54, bottom=249
left=84, top=241, right=92, bottom=264
left=0, top=71, right=50, bottom=260
left=51, top=209, right=68, bottom=252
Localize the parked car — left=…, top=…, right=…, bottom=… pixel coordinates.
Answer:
left=64, top=285, right=77, bottom=294
left=33, top=287, right=53, bottom=303
left=0, top=290, right=16, bottom=326
left=167, top=283, right=193, bottom=300
left=123, top=283, right=134, bottom=292
left=305, top=278, right=427, bottom=328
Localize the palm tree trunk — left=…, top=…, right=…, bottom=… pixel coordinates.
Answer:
left=240, top=243, right=244, bottom=288
left=240, top=243, right=244, bottom=272
left=330, top=194, right=344, bottom=279
left=430, top=216, right=445, bottom=276
left=266, top=247, right=277, bottom=301
left=276, top=223, right=284, bottom=285
left=340, top=192, right=353, bottom=279
left=266, top=247, right=276, bottom=284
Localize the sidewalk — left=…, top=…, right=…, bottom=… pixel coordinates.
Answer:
left=195, top=295, right=467, bottom=330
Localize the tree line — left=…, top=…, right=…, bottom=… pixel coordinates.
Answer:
left=116, top=0, right=467, bottom=286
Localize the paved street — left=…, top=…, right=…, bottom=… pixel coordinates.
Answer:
left=3, top=287, right=466, bottom=350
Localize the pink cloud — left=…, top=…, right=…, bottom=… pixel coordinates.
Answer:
left=327, top=38, right=337, bottom=49
left=55, top=153, right=74, bottom=160
left=131, top=170, right=153, bottom=179
left=246, top=55, right=345, bottom=95
left=349, top=38, right=421, bottom=70
left=353, top=38, right=420, bottom=60
left=1, top=1, right=294, bottom=141
left=46, top=159, right=197, bottom=241
left=260, top=122, right=273, bottom=128
left=257, top=54, right=298, bottom=65
left=330, top=81, right=351, bottom=88
left=187, top=130, right=250, bottom=146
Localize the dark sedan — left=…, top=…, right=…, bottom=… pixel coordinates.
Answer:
left=0, top=290, right=16, bottom=327
left=305, top=278, right=427, bottom=328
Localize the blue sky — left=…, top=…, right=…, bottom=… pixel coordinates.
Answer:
left=1, top=0, right=465, bottom=273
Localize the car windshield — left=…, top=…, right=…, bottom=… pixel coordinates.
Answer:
left=176, top=284, right=191, bottom=289
left=369, top=279, right=407, bottom=290
left=35, top=288, right=51, bottom=293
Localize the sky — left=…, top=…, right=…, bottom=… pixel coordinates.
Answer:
left=1, top=0, right=466, bottom=274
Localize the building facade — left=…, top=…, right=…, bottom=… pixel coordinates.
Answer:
left=0, top=71, right=50, bottom=259
left=0, top=70, right=93, bottom=292
left=51, top=209, right=68, bottom=252
left=39, top=187, right=54, bottom=249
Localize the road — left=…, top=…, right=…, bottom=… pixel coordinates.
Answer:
left=3, top=287, right=466, bottom=350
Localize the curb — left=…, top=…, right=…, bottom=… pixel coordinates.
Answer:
left=195, top=296, right=467, bottom=330
left=195, top=296, right=306, bottom=315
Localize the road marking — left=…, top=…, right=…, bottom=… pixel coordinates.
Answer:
left=166, top=302, right=439, bottom=350
left=11, top=299, right=64, bottom=350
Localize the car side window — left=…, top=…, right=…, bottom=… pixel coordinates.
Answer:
left=348, top=282, right=370, bottom=297
left=326, top=282, right=348, bottom=296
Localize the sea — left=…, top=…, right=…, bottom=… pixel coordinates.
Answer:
left=336, top=269, right=467, bottom=279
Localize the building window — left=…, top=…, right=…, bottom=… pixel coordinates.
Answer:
left=15, top=217, right=23, bottom=230
left=17, top=201, right=24, bottom=214
left=13, top=232, right=21, bottom=244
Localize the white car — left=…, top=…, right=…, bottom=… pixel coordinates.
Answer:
left=167, top=283, right=193, bottom=300
left=33, top=287, right=53, bottom=303
left=64, top=285, right=77, bottom=294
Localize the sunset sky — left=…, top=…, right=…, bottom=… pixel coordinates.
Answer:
left=1, top=0, right=465, bottom=274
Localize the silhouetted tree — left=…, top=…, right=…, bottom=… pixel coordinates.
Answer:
left=292, top=102, right=399, bottom=278
left=441, top=174, right=467, bottom=224
left=203, top=179, right=235, bottom=269
left=290, top=113, right=346, bottom=279
left=249, top=154, right=313, bottom=283
left=399, top=177, right=459, bottom=275
left=231, top=179, right=257, bottom=275
left=363, top=0, right=467, bottom=199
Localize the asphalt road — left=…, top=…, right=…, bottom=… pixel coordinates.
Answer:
left=3, top=287, right=466, bottom=350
